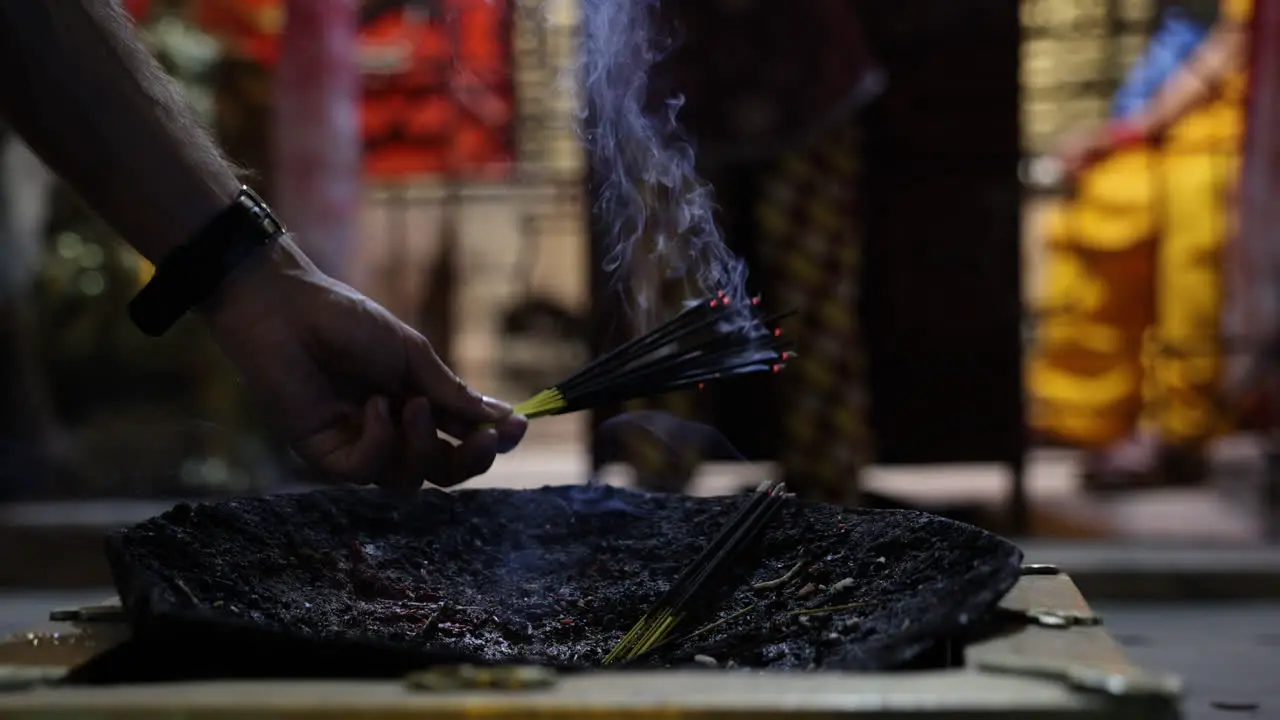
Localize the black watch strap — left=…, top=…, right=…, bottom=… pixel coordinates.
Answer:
left=128, top=186, right=286, bottom=337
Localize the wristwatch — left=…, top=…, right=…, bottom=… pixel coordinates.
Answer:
left=128, top=186, right=286, bottom=337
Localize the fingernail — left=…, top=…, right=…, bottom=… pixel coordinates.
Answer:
left=482, top=395, right=513, bottom=417
left=375, top=396, right=391, bottom=419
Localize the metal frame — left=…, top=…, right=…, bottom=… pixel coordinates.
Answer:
left=0, top=567, right=1181, bottom=719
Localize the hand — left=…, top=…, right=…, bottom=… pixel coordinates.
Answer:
left=200, top=238, right=528, bottom=498
left=1054, top=125, right=1115, bottom=177
left=1054, top=119, right=1152, bottom=178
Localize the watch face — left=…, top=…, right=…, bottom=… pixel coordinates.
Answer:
left=236, top=187, right=286, bottom=239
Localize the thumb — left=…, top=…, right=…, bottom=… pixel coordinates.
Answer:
left=406, top=334, right=512, bottom=423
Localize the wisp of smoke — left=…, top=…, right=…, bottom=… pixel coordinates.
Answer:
left=588, top=409, right=746, bottom=494
left=562, top=482, right=647, bottom=517
left=496, top=1, right=765, bottom=592
left=577, top=0, right=752, bottom=332
left=562, top=410, right=748, bottom=514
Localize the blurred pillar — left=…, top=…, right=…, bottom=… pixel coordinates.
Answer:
left=1227, top=0, right=1280, bottom=404
left=0, top=129, right=61, bottom=497
left=274, top=0, right=361, bottom=281
left=1230, top=0, right=1280, bottom=537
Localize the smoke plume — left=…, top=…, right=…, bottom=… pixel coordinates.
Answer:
left=577, top=0, right=751, bottom=331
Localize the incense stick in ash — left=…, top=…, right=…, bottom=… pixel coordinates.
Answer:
left=511, top=293, right=795, bottom=419
left=603, top=478, right=789, bottom=665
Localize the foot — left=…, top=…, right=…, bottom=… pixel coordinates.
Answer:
left=1080, top=431, right=1207, bottom=494
left=1081, top=430, right=1158, bottom=494
left=1081, top=428, right=1159, bottom=477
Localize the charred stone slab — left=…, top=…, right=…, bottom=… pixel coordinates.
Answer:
left=91, top=486, right=1021, bottom=682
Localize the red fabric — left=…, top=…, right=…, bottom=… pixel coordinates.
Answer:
left=193, top=0, right=514, bottom=179
left=358, top=2, right=514, bottom=178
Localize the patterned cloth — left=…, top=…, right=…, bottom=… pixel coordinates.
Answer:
left=755, top=125, right=870, bottom=505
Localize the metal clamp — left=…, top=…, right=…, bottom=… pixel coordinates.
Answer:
left=975, top=655, right=1182, bottom=701
left=48, top=605, right=126, bottom=623
left=1067, top=665, right=1183, bottom=699
left=0, top=666, right=67, bottom=693
left=1024, top=608, right=1102, bottom=628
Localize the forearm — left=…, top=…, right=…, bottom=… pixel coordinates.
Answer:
left=1135, top=22, right=1247, bottom=134
left=0, top=0, right=241, bottom=264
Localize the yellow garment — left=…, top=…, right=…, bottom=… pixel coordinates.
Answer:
left=1027, top=0, right=1250, bottom=447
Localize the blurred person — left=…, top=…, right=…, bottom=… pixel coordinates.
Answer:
left=0, top=1, right=526, bottom=499
left=1027, top=0, right=1252, bottom=491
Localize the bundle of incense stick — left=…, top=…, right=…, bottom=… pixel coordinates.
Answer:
left=603, top=478, right=789, bottom=665
left=512, top=292, right=794, bottom=419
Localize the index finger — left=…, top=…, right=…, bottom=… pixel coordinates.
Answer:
left=405, top=333, right=511, bottom=423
